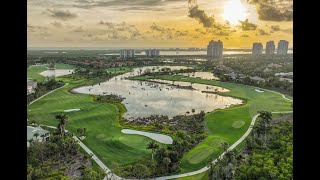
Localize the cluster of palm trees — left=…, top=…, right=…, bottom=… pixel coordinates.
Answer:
left=55, top=113, right=68, bottom=138
left=208, top=143, right=239, bottom=180
left=249, top=110, right=273, bottom=148
left=207, top=110, right=273, bottom=179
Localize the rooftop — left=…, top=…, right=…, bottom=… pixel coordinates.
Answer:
left=27, top=126, right=49, bottom=141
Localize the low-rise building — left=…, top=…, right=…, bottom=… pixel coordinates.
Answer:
left=27, top=80, right=37, bottom=94
left=27, top=126, right=50, bottom=147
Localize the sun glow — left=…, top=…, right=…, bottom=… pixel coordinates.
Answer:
left=223, top=0, right=247, bottom=25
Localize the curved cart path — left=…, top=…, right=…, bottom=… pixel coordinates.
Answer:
left=27, top=82, right=292, bottom=180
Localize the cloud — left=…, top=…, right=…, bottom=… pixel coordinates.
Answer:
left=239, top=19, right=257, bottom=30
left=256, top=29, right=270, bottom=36
left=247, top=0, right=293, bottom=21
left=270, top=25, right=280, bottom=32
left=51, top=21, right=63, bottom=28
left=188, top=5, right=215, bottom=28
left=74, top=0, right=185, bottom=11
left=46, top=9, right=77, bottom=20
left=175, top=30, right=189, bottom=37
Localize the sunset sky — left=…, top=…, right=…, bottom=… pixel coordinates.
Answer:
left=27, top=0, right=293, bottom=48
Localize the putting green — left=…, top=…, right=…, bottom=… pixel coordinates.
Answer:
left=232, top=120, right=245, bottom=128
left=28, top=69, right=292, bottom=175
left=187, top=147, right=214, bottom=164
left=131, top=74, right=292, bottom=172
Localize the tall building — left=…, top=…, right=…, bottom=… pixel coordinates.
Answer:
left=207, top=40, right=223, bottom=58
left=120, top=49, right=135, bottom=58
left=145, top=49, right=160, bottom=57
left=266, top=41, right=275, bottom=55
left=252, top=43, right=263, bottom=55
left=277, top=40, right=289, bottom=55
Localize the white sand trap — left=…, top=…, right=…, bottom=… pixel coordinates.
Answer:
left=40, top=69, right=74, bottom=77
left=255, top=89, right=264, bottom=93
left=121, top=129, right=173, bottom=144
left=64, top=108, right=81, bottom=112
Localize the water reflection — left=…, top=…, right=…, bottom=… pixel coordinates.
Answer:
left=73, top=66, right=242, bottom=120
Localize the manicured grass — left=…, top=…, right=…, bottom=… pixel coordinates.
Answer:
left=232, top=120, right=246, bottom=128
left=55, top=63, right=76, bottom=69
left=131, top=75, right=292, bottom=173
left=27, top=66, right=47, bottom=82
left=27, top=64, right=76, bottom=82
left=28, top=71, right=292, bottom=177
left=28, top=81, right=153, bottom=170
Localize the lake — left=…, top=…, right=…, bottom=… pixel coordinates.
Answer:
left=72, top=66, right=243, bottom=120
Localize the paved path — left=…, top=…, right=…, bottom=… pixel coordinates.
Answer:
left=28, top=81, right=292, bottom=180
left=28, top=83, right=69, bottom=106
left=153, top=110, right=293, bottom=180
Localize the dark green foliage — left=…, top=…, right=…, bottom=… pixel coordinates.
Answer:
left=207, top=112, right=293, bottom=180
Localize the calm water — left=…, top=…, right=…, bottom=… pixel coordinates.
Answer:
left=73, top=66, right=242, bottom=120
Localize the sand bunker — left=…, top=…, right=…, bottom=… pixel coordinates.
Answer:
left=255, top=89, right=264, bottom=93
left=40, top=69, right=74, bottom=77
left=64, top=108, right=81, bottom=112
left=121, top=129, right=173, bottom=144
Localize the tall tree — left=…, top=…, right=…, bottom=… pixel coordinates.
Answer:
left=55, top=113, right=68, bottom=138
left=146, top=141, right=159, bottom=160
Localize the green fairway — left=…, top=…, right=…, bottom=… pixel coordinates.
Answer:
left=130, top=74, right=292, bottom=172
left=28, top=80, right=153, bottom=169
left=232, top=120, right=245, bottom=128
left=28, top=70, right=292, bottom=177
left=27, top=65, right=47, bottom=82
left=27, top=63, right=76, bottom=82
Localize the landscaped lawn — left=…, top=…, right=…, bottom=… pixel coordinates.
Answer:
left=130, top=74, right=292, bottom=173
left=28, top=71, right=292, bottom=177
left=27, top=63, right=76, bottom=82
left=27, top=65, right=47, bottom=82
left=28, top=79, right=152, bottom=169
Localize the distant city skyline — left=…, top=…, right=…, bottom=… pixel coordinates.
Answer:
left=28, top=0, right=293, bottom=48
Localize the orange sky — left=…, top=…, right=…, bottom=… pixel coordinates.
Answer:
left=27, top=0, right=293, bottom=48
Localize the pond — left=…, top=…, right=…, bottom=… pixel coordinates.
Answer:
left=72, top=66, right=243, bottom=120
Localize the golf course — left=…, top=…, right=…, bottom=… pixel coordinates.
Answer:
left=27, top=65, right=292, bottom=177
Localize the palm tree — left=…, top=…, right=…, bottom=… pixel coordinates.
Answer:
left=258, top=110, right=272, bottom=146
left=33, top=132, right=39, bottom=140
left=55, top=113, right=68, bottom=138
left=163, top=157, right=171, bottom=172
left=40, top=134, right=46, bottom=141
left=146, top=141, right=159, bottom=160
left=83, top=128, right=87, bottom=137
left=221, top=142, right=229, bottom=151
left=77, top=128, right=83, bottom=137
